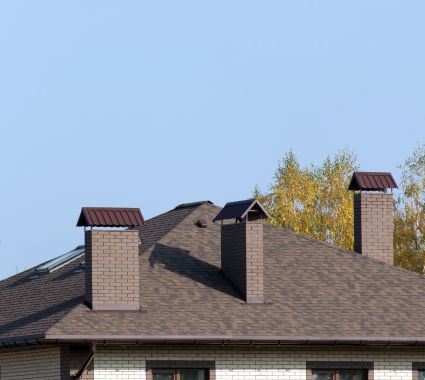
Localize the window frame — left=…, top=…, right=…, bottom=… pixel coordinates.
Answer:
left=412, top=362, right=425, bottom=380
left=306, top=361, right=373, bottom=380
left=146, top=360, right=215, bottom=380
left=151, top=368, right=209, bottom=380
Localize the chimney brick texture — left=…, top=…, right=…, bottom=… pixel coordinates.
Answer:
left=221, top=222, right=264, bottom=303
left=354, top=192, right=394, bottom=265
left=85, top=230, right=140, bottom=310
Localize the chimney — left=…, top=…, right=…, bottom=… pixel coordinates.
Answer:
left=77, top=207, right=145, bottom=311
left=213, top=199, right=270, bottom=303
left=348, top=172, right=398, bottom=265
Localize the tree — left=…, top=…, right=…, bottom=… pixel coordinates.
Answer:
left=394, top=144, right=425, bottom=273
left=256, top=149, right=358, bottom=250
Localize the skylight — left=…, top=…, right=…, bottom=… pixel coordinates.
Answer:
left=36, top=245, right=85, bottom=274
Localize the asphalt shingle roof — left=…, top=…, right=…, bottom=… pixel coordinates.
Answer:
left=2, top=202, right=425, bottom=346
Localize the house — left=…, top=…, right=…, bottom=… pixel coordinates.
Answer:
left=1, top=171, right=425, bottom=380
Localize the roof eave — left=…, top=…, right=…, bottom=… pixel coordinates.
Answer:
left=0, top=334, right=46, bottom=349
left=42, top=335, right=425, bottom=347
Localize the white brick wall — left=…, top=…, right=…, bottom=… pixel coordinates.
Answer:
left=0, top=346, right=422, bottom=380
left=94, top=347, right=425, bottom=380
left=0, top=347, right=60, bottom=379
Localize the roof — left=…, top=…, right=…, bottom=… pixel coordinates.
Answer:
left=213, top=199, right=270, bottom=222
left=2, top=201, right=425, bottom=347
left=175, top=201, right=213, bottom=209
left=36, top=246, right=84, bottom=274
left=0, top=203, right=197, bottom=346
left=348, top=172, right=398, bottom=191
left=76, top=207, right=144, bottom=227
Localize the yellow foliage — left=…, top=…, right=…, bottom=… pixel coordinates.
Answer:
left=256, top=145, right=425, bottom=273
left=256, top=150, right=357, bottom=250
left=394, top=144, right=425, bottom=273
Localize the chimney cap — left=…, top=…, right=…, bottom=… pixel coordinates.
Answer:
left=213, top=198, right=270, bottom=223
left=348, top=172, right=398, bottom=191
left=77, top=207, right=145, bottom=228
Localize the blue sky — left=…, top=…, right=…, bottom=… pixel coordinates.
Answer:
left=0, top=1, right=424, bottom=279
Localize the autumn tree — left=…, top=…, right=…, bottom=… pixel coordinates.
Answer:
left=394, top=144, right=425, bottom=273
left=256, top=150, right=358, bottom=250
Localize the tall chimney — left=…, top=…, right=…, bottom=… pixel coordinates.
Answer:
left=77, top=207, right=144, bottom=311
left=348, top=172, right=398, bottom=265
left=213, top=199, right=270, bottom=303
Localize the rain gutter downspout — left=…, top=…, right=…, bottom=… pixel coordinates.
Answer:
left=73, top=342, right=96, bottom=379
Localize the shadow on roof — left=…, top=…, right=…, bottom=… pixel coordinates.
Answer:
left=0, top=296, right=82, bottom=337
left=52, top=265, right=84, bottom=282
left=148, top=243, right=239, bottom=299
left=6, top=272, right=39, bottom=289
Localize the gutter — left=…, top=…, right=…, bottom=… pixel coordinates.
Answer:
left=43, top=335, right=425, bottom=347
left=0, top=334, right=45, bottom=349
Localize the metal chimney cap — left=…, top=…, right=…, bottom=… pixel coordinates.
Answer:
left=213, top=198, right=270, bottom=223
left=348, top=172, right=398, bottom=191
left=77, top=207, right=145, bottom=228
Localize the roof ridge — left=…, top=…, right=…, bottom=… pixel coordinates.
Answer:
left=155, top=202, right=217, bottom=246
left=142, top=207, right=179, bottom=224
left=174, top=200, right=213, bottom=209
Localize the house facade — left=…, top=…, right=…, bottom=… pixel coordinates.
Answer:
left=1, top=172, right=425, bottom=380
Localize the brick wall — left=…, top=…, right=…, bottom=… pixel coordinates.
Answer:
left=85, top=229, right=140, bottom=310
left=354, top=192, right=394, bottom=265
left=93, top=347, right=425, bottom=380
left=245, top=222, right=264, bottom=303
left=2, top=345, right=423, bottom=380
left=221, top=222, right=264, bottom=303
left=221, top=223, right=246, bottom=298
left=0, top=347, right=60, bottom=379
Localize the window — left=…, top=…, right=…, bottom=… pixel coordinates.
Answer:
left=146, top=361, right=215, bottom=380
left=413, top=363, right=425, bottom=380
left=36, top=245, right=84, bottom=274
left=307, top=362, right=373, bottom=380
left=152, top=369, right=208, bottom=380
left=312, top=369, right=367, bottom=380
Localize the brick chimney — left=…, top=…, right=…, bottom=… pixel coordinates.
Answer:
left=348, top=172, right=398, bottom=265
left=77, top=207, right=144, bottom=311
left=213, top=199, right=270, bottom=303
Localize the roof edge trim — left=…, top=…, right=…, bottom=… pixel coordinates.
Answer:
left=174, top=201, right=213, bottom=209
left=43, top=334, right=425, bottom=346
left=0, top=334, right=46, bottom=349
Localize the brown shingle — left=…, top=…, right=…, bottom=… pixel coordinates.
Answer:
left=3, top=201, right=425, bottom=347
left=0, top=204, right=189, bottom=345
left=46, top=203, right=425, bottom=343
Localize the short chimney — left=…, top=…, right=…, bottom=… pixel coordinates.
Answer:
left=213, top=199, right=270, bottom=303
left=77, top=207, right=144, bottom=311
left=348, top=172, right=398, bottom=265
